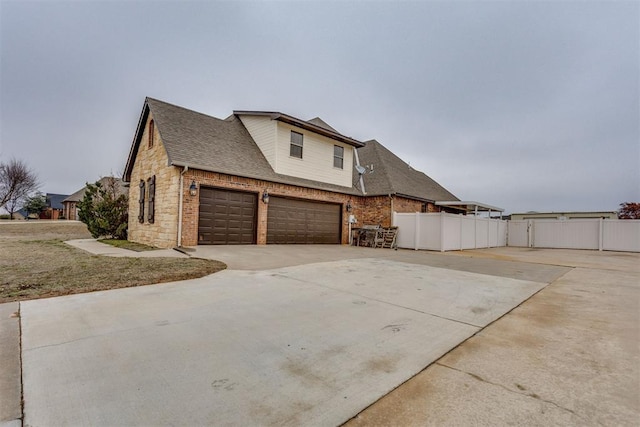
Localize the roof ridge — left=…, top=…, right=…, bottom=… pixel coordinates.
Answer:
left=146, top=97, right=227, bottom=123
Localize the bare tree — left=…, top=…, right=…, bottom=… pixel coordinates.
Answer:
left=0, top=158, right=39, bottom=211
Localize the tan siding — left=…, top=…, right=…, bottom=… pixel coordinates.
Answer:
left=128, top=113, right=180, bottom=248
left=238, top=115, right=277, bottom=168
left=275, top=123, right=353, bottom=187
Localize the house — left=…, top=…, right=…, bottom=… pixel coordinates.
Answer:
left=510, top=211, right=618, bottom=221
left=63, top=177, right=126, bottom=220
left=39, top=193, right=68, bottom=220
left=123, top=97, right=460, bottom=248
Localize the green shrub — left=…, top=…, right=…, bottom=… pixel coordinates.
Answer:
left=78, top=178, right=128, bottom=239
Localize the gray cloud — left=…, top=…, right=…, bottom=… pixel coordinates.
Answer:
left=1, top=1, right=637, bottom=213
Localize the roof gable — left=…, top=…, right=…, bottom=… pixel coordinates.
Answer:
left=123, top=98, right=362, bottom=195
left=306, top=117, right=338, bottom=133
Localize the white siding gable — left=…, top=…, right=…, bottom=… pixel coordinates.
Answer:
left=239, top=116, right=277, bottom=167
left=239, top=115, right=354, bottom=188
left=275, top=122, right=353, bottom=187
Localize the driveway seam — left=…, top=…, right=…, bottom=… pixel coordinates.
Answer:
left=272, top=273, right=484, bottom=329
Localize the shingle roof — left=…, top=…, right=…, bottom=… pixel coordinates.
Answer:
left=355, top=140, right=459, bottom=202
left=306, top=117, right=338, bottom=133
left=123, top=98, right=458, bottom=202
left=124, top=98, right=362, bottom=195
left=63, top=177, right=126, bottom=203
left=46, top=194, right=69, bottom=210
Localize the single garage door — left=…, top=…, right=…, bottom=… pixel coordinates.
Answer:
left=198, top=187, right=257, bottom=245
left=267, top=197, right=341, bottom=244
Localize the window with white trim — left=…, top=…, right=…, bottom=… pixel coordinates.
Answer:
left=333, top=145, right=344, bottom=169
left=290, top=131, right=303, bottom=158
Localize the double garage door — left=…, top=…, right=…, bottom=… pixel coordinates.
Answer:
left=266, top=196, right=341, bottom=244
left=198, top=187, right=341, bottom=245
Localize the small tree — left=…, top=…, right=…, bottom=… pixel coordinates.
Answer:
left=618, top=202, right=640, bottom=219
left=0, top=158, right=39, bottom=211
left=78, top=178, right=128, bottom=239
left=23, top=192, right=47, bottom=218
left=5, top=191, right=24, bottom=220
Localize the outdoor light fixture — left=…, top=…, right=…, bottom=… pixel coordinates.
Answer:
left=346, top=201, right=353, bottom=212
left=189, top=180, right=198, bottom=197
left=262, top=190, right=270, bottom=204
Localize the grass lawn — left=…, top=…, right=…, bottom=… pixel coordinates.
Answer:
left=0, top=221, right=226, bottom=303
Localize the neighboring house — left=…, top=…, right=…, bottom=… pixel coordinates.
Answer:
left=40, top=194, right=68, bottom=220
left=510, top=211, right=618, bottom=221
left=5, top=209, right=28, bottom=220
left=63, top=177, right=126, bottom=220
left=123, top=97, right=460, bottom=248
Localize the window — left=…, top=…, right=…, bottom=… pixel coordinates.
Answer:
left=290, top=131, right=303, bottom=158
left=148, top=120, right=154, bottom=148
left=147, top=175, right=155, bottom=224
left=333, top=145, right=344, bottom=169
left=421, top=203, right=428, bottom=213
left=138, top=180, right=145, bottom=223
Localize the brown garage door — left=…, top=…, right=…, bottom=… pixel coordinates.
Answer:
left=267, top=197, right=341, bottom=244
left=198, top=187, right=257, bottom=245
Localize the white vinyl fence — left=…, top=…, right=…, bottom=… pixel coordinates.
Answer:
left=392, top=213, right=640, bottom=253
left=508, top=219, right=640, bottom=252
left=393, top=212, right=507, bottom=252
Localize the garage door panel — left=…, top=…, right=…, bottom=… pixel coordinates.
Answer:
left=198, top=187, right=257, bottom=245
left=267, top=197, right=341, bottom=244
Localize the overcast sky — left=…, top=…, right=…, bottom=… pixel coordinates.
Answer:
left=1, top=0, right=638, bottom=214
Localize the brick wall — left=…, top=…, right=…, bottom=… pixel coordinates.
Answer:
left=128, top=113, right=180, bottom=248
left=393, top=197, right=440, bottom=214
left=180, top=169, right=356, bottom=245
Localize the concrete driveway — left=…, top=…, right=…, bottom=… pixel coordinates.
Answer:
left=6, top=246, right=572, bottom=426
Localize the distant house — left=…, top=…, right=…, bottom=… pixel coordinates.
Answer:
left=40, top=194, right=68, bottom=220
left=62, top=177, right=126, bottom=220
left=510, top=211, right=618, bottom=221
left=122, top=97, right=460, bottom=248
left=9, top=209, right=28, bottom=220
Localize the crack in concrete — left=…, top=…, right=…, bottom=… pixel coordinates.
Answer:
left=435, top=362, right=589, bottom=421
left=23, top=317, right=193, bottom=352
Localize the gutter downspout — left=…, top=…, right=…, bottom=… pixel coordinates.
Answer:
left=354, top=148, right=366, bottom=195
left=177, top=166, right=188, bottom=247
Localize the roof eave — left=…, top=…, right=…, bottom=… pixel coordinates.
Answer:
left=170, top=161, right=362, bottom=196
left=234, top=110, right=365, bottom=148
left=436, top=201, right=504, bottom=213
left=123, top=100, right=151, bottom=183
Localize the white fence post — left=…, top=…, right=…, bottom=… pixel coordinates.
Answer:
left=440, top=211, right=445, bottom=252
left=414, top=212, right=420, bottom=251
left=474, top=215, right=478, bottom=249
left=598, top=218, right=603, bottom=251
left=460, top=214, right=463, bottom=250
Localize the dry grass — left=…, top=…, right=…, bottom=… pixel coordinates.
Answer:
left=0, top=221, right=226, bottom=303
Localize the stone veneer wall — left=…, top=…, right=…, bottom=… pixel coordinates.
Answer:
left=128, top=113, right=180, bottom=248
